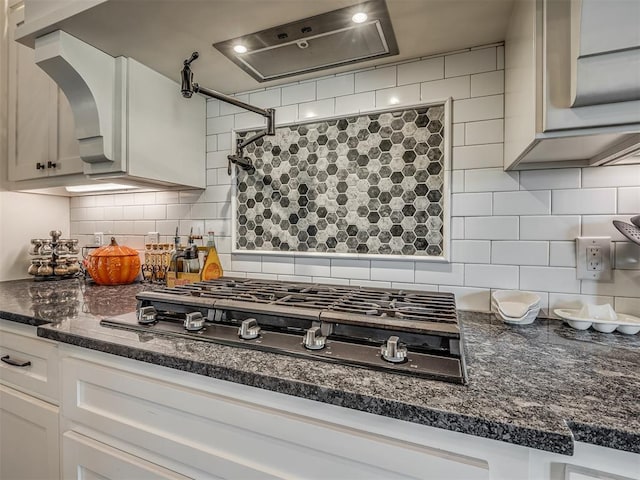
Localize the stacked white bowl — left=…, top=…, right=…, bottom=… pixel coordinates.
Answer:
left=491, top=290, right=541, bottom=325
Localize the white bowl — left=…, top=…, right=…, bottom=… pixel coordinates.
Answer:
left=617, top=325, right=640, bottom=335
left=566, top=319, right=592, bottom=330
left=493, top=304, right=540, bottom=325
left=492, top=290, right=540, bottom=311
left=592, top=322, right=618, bottom=333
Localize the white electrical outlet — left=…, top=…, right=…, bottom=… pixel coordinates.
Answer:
left=93, top=232, right=104, bottom=246
left=147, top=232, right=160, bottom=244
left=576, top=237, right=611, bottom=280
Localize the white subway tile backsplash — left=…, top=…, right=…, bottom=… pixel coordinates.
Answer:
left=470, top=70, right=504, bottom=97
left=376, top=84, right=421, bottom=108
left=618, top=187, right=640, bottom=214
left=464, top=119, right=503, bottom=145
left=123, top=205, right=144, bottom=220
left=451, top=170, right=465, bottom=193
left=615, top=242, right=640, bottom=269
left=397, top=57, right=443, bottom=86
left=231, top=254, right=262, bottom=273
left=248, top=88, right=281, bottom=108
left=262, top=256, right=295, bottom=275
left=420, top=76, right=470, bottom=101
left=614, top=297, right=640, bottom=315
left=464, top=216, right=518, bottom=240
left=439, top=286, right=490, bottom=311
left=282, top=83, right=316, bottom=105
left=274, top=104, right=298, bottom=124
left=415, top=263, right=464, bottom=285
left=331, top=258, right=371, bottom=279
left=451, top=193, right=492, bottom=216
left=496, top=46, right=504, bottom=69
left=219, top=94, right=249, bottom=115
left=582, top=269, right=640, bottom=297
left=493, top=190, right=551, bottom=216
left=452, top=123, right=465, bottom=147
left=552, top=188, right=617, bottom=215
left=207, top=115, right=234, bottom=135
left=69, top=43, right=639, bottom=310
left=492, top=241, right=548, bottom=266
left=350, top=279, right=392, bottom=289
left=582, top=164, right=640, bottom=188
left=445, top=48, right=496, bottom=77
left=464, top=168, right=518, bottom=192
left=519, top=169, right=581, bottom=191
left=316, top=74, right=354, bottom=99
left=452, top=143, right=503, bottom=170
left=466, top=264, right=518, bottom=289
left=354, top=66, right=396, bottom=92
left=520, top=266, right=581, bottom=294
left=298, top=98, right=334, bottom=120
left=581, top=215, right=633, bottom=242
left=334, top=91, right=376, bottom=115
left=370, top=260, right=415, bottom=282
left=452, top=95, right=503, bottom=123
left=451, top=240, right=491, bottom=263
left=206, top=99, right=220, bottom=118
left=520, top=216, right=581, bottom=240
left=294, top=257, right=331, bottom=277
left=451, top=217, right=465, bottom=239
left=549, top=241, right=576, bottom=267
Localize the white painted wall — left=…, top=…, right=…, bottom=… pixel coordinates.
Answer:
left=0, top=191, right=70, bottom=280
left=68, top=44, right=640, bottom=314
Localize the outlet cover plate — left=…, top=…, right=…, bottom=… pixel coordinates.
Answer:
left=576, top=236, right=612, bottom=280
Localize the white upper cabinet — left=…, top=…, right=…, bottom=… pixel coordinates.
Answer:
left=505, top=0, right=640, bottom=170
left=7, top=3, right=83, bottom=182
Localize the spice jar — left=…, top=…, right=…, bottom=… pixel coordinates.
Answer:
left=28, top=259, right=40, bottom=275
left=37, top=261, right=54, bottom=276
left=54, top=259, right=69, bottom=276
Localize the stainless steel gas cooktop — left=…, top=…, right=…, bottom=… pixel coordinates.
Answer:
left=101, top=278, right=467, bottom=384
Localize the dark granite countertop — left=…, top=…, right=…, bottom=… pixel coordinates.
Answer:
left=1, top=278, right=639, bottom=456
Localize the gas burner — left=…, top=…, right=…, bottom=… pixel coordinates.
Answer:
left=101, top=277, right=467, bottom=384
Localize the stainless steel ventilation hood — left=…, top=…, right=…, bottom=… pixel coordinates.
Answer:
left=32, top=30, right=205, bottom=190
left=214, top=0, right=398, bottom=82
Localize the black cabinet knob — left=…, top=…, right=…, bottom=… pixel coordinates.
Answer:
left=36, top=162, right=46, bottom=170
left=47, top=161, right=57, bottom=169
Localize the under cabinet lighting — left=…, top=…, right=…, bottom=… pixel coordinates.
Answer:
left=233, top=44, right=248, bottom=54
left=65, top=183, right=139, bottom=193
left=351, top=12, right=368, bottom=23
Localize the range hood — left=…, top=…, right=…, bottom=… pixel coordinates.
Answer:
left=33, top=30, right=205, bottom=190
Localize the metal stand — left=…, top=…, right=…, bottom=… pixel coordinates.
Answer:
left=180, top=52, right=275, bottom=175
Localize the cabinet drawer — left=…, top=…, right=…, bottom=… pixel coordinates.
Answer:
left=0, top=327, right=59, bottom=403
left=63, top=431, right=191, bottom=480
left=62, top=356, right=489, bottom=480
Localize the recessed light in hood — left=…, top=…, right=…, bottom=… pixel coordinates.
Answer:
left=214, top=0, right=398, bottom=82
left=65, top=183, right=139, bottom=193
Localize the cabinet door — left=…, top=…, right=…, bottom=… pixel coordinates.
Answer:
left=62, top=431, right=192, bottom=480
left=7, top=4, right=82, bottom=181
left=0, top=384, right=60, bottom=480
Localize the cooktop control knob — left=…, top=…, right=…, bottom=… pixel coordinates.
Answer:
left=137, top=306, right=157, bottom=325
left=381, top=336, right=407, bottom=363
left=303, top=326, right=326, bottom=350
left=238, top=318, right=261, bottom=340
left=184, top=312, right=205, bottom=332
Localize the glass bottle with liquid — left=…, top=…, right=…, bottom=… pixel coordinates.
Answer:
left=201, top=231, right=223, bottom=280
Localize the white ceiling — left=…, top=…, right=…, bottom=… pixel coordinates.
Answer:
left=21, top=0, right=514, bottom=94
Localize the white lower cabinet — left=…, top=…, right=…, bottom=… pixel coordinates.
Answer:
left=57, top=346, right=640, bottom=480
left=0, top=384, right=60, bottom=480
left=62, top=431, right=190, bottom=480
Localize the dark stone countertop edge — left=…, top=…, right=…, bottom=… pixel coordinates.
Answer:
left=0, top=310, right=50, bottom=327
left=567, top=421, right=640, bottom=454
left=37, top=326, right=575, bottom=456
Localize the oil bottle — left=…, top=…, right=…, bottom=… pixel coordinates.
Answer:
left=201, top=231, right=223, bottom=280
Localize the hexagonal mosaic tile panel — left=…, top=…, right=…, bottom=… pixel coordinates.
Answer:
left=235, top=105, right=446, bottom=257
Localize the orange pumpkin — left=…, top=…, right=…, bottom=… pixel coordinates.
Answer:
left=86, top=237, right=141, bottom=285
